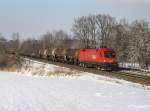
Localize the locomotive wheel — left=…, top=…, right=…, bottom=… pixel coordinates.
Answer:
left=84, top=63, right=87, bottom=68
left=96, top=66, right=101, bottom=70
left=82, top=63, right=87, bottom=68
left=101, top=68, right=105, bottom=71
left=79, top=62, right=84, bottom=67
left=79, top=62, right=82, bottom=67
left=82, top=63, right=85, bottom=67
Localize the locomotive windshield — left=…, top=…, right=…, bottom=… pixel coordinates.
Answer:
left=104, top=51, right=115, bottom=58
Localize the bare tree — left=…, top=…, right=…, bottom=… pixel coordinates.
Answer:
left=111, top=19, right=130, bottom=62
left=54, top=30, right=70, bottom=48
left=9, top=32, right=20, bottom=53
left=96, top=14, right=116, bottom=47
left=40, top=32, right=54, bottom=49
left=129, top=20, right=150, bottom=69
left=72, top=16, right=91, bottom=48
left=0, top=34, right=7, bottom=53
left=86, top=15, right=97, bottom=48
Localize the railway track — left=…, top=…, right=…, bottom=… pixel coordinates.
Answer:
left=120, top=69, right=150, bottom=77
left=22, top=56, right=150, bottom=86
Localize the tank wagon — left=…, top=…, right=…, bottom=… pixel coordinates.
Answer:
left=65, top=49, right=79, bottom=64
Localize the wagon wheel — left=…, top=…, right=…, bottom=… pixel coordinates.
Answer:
left=82, top=63, right=85, bottom=67
left=79, top=62, right=83, bottom=67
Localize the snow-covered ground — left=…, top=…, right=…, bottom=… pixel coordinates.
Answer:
left=119, top=62, right=150, bottom=76
left=19, top=58, right=81, bottom=77
left=119, top=62, right=150, bottom=70
left=0, top=59, right=150, bottom=111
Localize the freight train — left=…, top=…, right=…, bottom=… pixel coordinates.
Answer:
left=22, top=47, right=118, bottom=70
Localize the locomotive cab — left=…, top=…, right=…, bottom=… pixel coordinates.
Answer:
left=103, top=50, right=118, bottom=70
left=104, top=51, right=116, bottom=63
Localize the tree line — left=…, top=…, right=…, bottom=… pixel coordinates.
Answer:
left=0, top=14, right=150, bottom=69
left=72, top=14, right=150, bottom=69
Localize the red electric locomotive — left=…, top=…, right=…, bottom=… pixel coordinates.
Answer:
left=78, top=48, right=118, bottom=70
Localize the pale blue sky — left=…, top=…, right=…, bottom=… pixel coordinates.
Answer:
left=0, top=0, right=150, bottom=39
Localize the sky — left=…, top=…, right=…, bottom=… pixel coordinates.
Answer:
left=0, top=0, right=150, bottom=39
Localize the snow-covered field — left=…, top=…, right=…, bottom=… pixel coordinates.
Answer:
left=0, top=59, right=150, bottom=111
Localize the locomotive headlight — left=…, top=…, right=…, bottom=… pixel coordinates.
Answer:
left=104, top=59, right=106, bottom=62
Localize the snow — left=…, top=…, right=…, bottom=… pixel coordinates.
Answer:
left=119, top=62, right=150, bottom=70
left=119, top=62, right=150, bottom=76
left=0, top=59, right=150, bottom=111
left=0, top=71, right=150, bottom=111
left=119, top=62, right=140, bottom=69
left=19, top=58, right=81, bottom=77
